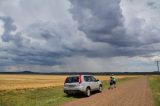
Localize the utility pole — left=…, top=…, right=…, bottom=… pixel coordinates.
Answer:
left=156, top=61, right=160, bottom=72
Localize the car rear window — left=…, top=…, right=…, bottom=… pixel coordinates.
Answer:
left=65, top=76, right=79, bottom=83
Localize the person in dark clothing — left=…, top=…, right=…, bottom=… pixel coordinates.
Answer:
left=112, top=75, right=116, bottom=88
left=108, top=76, right=114, bottom=89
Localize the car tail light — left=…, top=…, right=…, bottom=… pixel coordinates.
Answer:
left=64, top=78, right=67, bottom=84
left=79, top=75, right=82, bottom=84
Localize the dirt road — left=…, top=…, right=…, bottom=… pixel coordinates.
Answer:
left=62, top=76, right=153, bottom=106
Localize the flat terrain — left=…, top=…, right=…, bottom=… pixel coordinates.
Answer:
left=63, top=76, right=153, bottom=106
left=0, top=75, right=135, bottom=106
left=0, top=74, right=130, bottom=90
left=149, top=76, right=160, bottom=106
left=0, top=74, right=66, bottom=90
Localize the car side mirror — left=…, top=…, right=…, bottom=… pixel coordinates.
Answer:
left=96, top=79, right=99, bottom=82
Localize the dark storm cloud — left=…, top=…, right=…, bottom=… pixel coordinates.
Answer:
left=0, top=16, right=25, bottom=47
left=0, top=12, right=157, bottom=67
left=69, top=0, right=137, bottom=47
left=147, top=1, right=159, bottom=9
left=82, top=44, right=160, bottom=58
left=0, top=0, right=160, bottom=72
left=0, top=47, right=73, bottom=66
left=11, top=51, right=64, bottom=66
left=69, top=0, right=160, bottom=57
left=69, top=0, right=160, bottom=47
left=0, top=16, right=66, bottom=66
left=0, top=16, right=87, bottom=66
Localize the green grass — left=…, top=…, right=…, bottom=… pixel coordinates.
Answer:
left=0, top=87, right=76, bottom=106
left=102, top=76, right=136, bottom=89
left=0, top=76, right=136, bottom=106
left=149, top=75, right=160, bottom=106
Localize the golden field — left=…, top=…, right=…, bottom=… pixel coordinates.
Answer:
left=0, top=74, right=136, bottom=91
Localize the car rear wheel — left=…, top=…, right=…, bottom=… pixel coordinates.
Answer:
left=66, top=92, right=72, bottom=96
left=86, top=88, right=91, bottom=97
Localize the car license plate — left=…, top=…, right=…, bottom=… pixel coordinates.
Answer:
left=68, top=85, right=75, bottom=87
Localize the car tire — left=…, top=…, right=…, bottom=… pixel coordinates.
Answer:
left=99, top=85, right=102, bottom=93
left=86, top=88, right=91, bottom=97
left=66, top=92, right=72, bottom=96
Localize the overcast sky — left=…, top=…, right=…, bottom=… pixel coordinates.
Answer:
left=0, top=0, right=160, bottom=72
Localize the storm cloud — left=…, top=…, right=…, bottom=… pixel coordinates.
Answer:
left=69, top=0, right=132, bottom=47
left=0, top=16, right=25, bottom=47
left=0, top=0, right=160, bottom=72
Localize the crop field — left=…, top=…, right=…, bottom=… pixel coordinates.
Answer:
left=0, top=74, right=137, bottom=106
left=0, top=74, right=136, bottom=91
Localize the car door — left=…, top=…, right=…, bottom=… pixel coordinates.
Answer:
left=83, top=76, right=91, bottom=86
left=90, top=76, right=99, bottom=90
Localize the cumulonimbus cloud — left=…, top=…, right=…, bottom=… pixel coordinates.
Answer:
left=0, top=0, right=160, bottom=72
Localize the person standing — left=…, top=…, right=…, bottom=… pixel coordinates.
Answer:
left=108, top=76, right=114, bottom=89
left=111, top=74, right=116, bottom=88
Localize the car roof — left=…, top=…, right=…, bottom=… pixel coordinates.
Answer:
left=67, top=75, right=93, bottom=77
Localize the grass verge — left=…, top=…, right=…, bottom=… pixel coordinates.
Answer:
left=0, top=76, right=136, bottom=106
left=102, top=76, right=136, bottom=89
left=148, top=75, right=160, bottom=106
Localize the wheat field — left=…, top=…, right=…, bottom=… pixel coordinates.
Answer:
left=0, top=74, right=136, bottom=91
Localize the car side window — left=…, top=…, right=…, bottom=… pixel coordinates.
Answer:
left=90, top=76, right=97, bottom=82
left=84, top=76, right=92, bottom=82
left=84, top=76, right=89, bottom=82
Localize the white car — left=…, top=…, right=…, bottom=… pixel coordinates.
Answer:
left=64, top=75, right=102, bottom=97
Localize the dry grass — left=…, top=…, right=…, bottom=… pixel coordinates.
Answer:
left=0, top=74, right=67, bottom=91
left=0, top=74, right=137, bottom=91
left=95, top=75, right=136, bottom=81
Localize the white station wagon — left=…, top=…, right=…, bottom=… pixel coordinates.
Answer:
left=64, top=75, right=102, bottom=97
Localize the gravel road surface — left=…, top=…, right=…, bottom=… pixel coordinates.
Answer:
left=62, top=76, right=153, bottom=106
